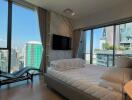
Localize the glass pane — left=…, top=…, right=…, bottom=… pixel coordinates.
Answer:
left=85, top=30, right=91, bottom=64
left=93, top=26, right=114, bottom=67
left=11, top=4, right=42, bottom=72
left=0, top=50, right=8, bottom=72
left=115, top=22, right=132, bottom=59
left=0, top=0, right=8, bottom=48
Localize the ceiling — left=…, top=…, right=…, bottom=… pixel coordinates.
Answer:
left=25, top=0, right=129, bottom=20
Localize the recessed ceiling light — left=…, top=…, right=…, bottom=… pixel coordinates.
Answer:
left=63, top=8, right=75, bottom=16
left=71, top=12, right=75, bottom=16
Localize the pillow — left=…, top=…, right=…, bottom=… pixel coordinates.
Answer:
left=50, top=58, right=85, bottom=71
left=115, top=56, right=132, bottom=68
left=99, top=80, right=122, bottom=93
left=101, top=68, right=132, bottom=84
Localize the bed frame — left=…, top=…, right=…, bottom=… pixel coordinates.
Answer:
left=45, top=73, right=98, bottom=100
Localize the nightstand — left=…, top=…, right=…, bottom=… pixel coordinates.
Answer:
left=124, top=80, right=132, bottom=100
left=124, top=93, right=131, bottom=100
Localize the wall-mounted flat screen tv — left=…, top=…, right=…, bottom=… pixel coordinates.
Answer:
left=52, top=34, right=71, bottom=50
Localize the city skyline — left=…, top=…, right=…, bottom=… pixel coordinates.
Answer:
left=0, top=0, right=43, bottom=72
left=85, top=22, right=132, bottom=67
left=85, top=23, right=132, bottom=53
left=0, top=40, right=43, bottom=72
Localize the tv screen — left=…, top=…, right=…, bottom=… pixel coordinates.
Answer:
left=52, top=34, right=71, bottom=50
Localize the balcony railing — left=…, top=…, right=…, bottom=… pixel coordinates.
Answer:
left=85, top=53, right=132, bottom=67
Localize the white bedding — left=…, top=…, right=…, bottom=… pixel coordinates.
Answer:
left=47, top=64, right=122, bottom=100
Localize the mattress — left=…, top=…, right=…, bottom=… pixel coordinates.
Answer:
left=47, top=64, right=122, bottom=100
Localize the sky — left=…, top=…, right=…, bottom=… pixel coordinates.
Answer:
left=0, top=0, right=41, bottom=49
left=85, top=28, right=103, bottom=53
left=0, top=0, right=104, bottom=52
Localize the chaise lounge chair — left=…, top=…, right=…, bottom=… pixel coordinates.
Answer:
left=0, top=67, right=40, bottom=87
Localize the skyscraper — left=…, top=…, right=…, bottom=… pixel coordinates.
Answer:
left=100, top=23, right=132, bottom=49
left=11, top=49, right=18, bottom=72
left=25, top=41, right=43, bottom=69
left=0, top=50, right=8, bottom=72
left=97, top=23, right=132, bottom=67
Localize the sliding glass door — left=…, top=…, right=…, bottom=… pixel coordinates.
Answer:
left=93, top=26, right=114, bottom=67
left=85, top=22, right=132, bottom=67
left=115, top=22, right=132, bottom=59
left=85, top=26, right=114, bottom=67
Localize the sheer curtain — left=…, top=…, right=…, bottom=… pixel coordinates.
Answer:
left=72, top=30, right=83, bottom=58
left=37, top=7, right=49, bottom=74
left=72, top=30, right=85, bottom=59
left=77, top=31, right=86, bottom=59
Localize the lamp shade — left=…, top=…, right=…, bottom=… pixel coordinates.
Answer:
left=124, top=80, right=132, bottom=99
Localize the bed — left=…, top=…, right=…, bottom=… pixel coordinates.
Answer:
left=45, top=58, right=131, bottom=100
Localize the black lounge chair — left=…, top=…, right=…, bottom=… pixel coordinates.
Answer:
left=0, top=67, right=40, bottom=87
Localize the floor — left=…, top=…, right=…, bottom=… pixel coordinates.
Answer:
left=0, top=76, right=66, bottom=100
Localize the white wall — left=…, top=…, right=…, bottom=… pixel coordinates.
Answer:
left=50, top=12, right=73, bottom=37
left=49, top=12, right=73, bottom=61
left=73, top=2, right=132, bottom=29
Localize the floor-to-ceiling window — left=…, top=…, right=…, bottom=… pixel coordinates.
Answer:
left=0, top=0, right=42, bottom=73
left=0, top=0, right=8, bottom=72
left=84, top=25, right=116, bottom=67
left=11, top=3, right=42, bottom=72
left=85, top=30, right=91, bottom=64
left=85, top=22, right=132, bottom=67
left=93, top=26, right=114, bottom=67
left=115, top=22, right=132, bottom=59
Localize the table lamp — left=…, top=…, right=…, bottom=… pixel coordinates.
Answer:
left=124, top=80, right=132, bottom=99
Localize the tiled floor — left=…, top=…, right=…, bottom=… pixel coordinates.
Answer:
left=0, top=76, right=66, bottom=100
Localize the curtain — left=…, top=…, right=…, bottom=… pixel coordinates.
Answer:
left=72, top=30, right=85, bottom=59
left=72, top=30, right=81, bottom=58
left=37, top=7, right=49, bottom=74
left=77, top=31, right=86, bottom=59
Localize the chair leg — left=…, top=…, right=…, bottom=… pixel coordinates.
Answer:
left=31, top=75, right=33, bottom=83
left=27, top=79, right=29, bottom=84
left=7, top=84, right=10, bottom=89
left=27, top=73, right=29, bottom=84
left=0, top=80, right=1, bottom=88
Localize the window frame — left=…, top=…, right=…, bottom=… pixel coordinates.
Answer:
left=84, top=21, right=132, bottom=67
left=0, top=0, right=37, bottom=73
left=0, top=0, right=12, bottom=73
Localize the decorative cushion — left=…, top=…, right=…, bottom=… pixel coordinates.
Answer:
left=115, top=56, right=132, bottom=68
left=101, top=68, right=132, bottom=84
left=99, top=80, right=122, bottom=93
left=50, top=58, right=85, bottom=71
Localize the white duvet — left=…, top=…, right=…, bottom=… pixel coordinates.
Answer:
left=47, top=64, right=122, bottom=100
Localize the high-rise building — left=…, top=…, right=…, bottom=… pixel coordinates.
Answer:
left=96, top=23, right=132, bottom=67
left=0, top=50, right=8, bottom=72
left=100, top=23, right=132, bottom=49
left=117, top=23, right=132, bottom=49
left=25, top=41, right=43, bottom=69
left=10, top=49, right=21, bottom=72
left=11, top=49, right=18, bottom=69
left=99, top=26, right=114, bottom=49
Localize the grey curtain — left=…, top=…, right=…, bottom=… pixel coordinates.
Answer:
left=37, top=7, right=49, bottom=74
left=72, top=30, right=85, bottom=59
left=72, top=30, right=81, bottom=58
